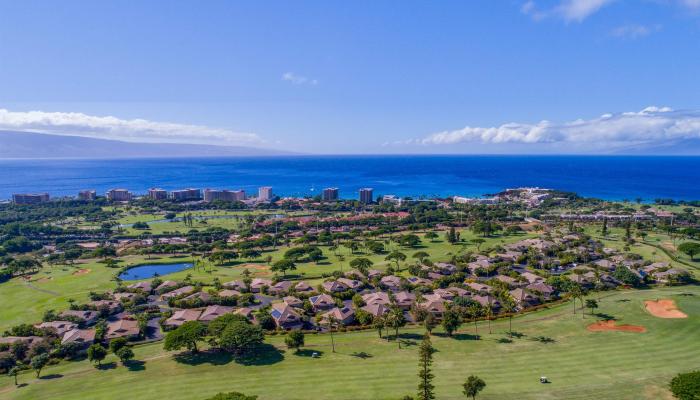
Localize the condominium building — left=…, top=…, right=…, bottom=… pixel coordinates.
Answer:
left=78, top=190, right=97, bottom=201
left=381, top=194, right=403, bottom=206
left=359, top=188, right=374, bottom=203
left=170, top=188, right=201, bottom=201
left=106, top=189, right=132, bottom=202
left=258, top=186, right=273, bottom=201
left=203, top=189, right=246, bottom=202
left=322, top=187, right=339, bottom=201
left=148, top=188, right=168, bottom=200
left=12, top=193, right=50, bottom=205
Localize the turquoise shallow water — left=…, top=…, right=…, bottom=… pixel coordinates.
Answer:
left=1, top=155, right=699, bottom=201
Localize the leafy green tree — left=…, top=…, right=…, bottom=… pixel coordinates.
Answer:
left=164, top=321, right=207, bottom=353
left=385, top=251, right=407, bottom=271
left=208, top=314, right=250, bottom=337
left=373, top=315, right=385, bottom=339
left=470, top=238, right=485, bottom=251
left=218, top=321, right=264, bottom=355
left=349, top=257, right=374, bottom=275
left=612, top=267, right=641, bottom=286
left=462, top=375, right=486, bottom=400
left=30, top=353, right=49, bottom=378
left=400, top=234, right=421, bottom=248
left=585, top=299, right=599, bottom=316
left=271, top=259, right=296, bottom=277
left=8, top=366, right=20, bottom=386
left=116, top=347, right=134, bottom=365
left=417, top=335, right=436, bottom=400
left=87, top=343, right=107, bottom=367
left=424, top=231, right=439, bottom=241
left=442, top=308, right=462, bottom=337
left=678, top=242, right=700, bottom=261
left=423, top=313, right=437, bottom=335
left=109, top=337, right=128, bottom=354
left=601, top=218, right=608, bottom=237
left=412, top=251, right=430, bottom=264
left=670, top=370, right=700, bottom=400
left=446, top=227, right=458, bottom=244
left=284, top=330, right=305, bottom=352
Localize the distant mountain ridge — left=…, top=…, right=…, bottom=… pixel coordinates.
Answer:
left=0, top=131, right=294, bottom=158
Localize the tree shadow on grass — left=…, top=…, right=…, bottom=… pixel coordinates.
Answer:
left=39, top=374, right=63, bottom=380
left=97, top=362, right=117, bottom=370
left=399, top=339, right=418, bottom=348
left=453, top=333, right=480, bottom=341
left=174, top=350, right=234, bottom=366
left=126, top=360, right=146, bottom=372
left=531, top=336, right=556, bottom=344
left=350, top=351, right=373, bottom=359
left=234, top=344, right=284, bottom=366
left=295, top=349, right=324, bottom=358
left=496, top=338, right=513, bottom=344
left=508, top=331, right=526, bottom=339
left=16, top=383, right=28, bottom=388
left=616, top=299, right=631, bottom=303
left=595, top=313, right=616, bottom=321
left=397, top=332, right=424, bottom=341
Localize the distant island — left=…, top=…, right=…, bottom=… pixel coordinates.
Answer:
left=0, top=131, right=294, bottom=159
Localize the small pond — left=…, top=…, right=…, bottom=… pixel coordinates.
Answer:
left=118, top=262, right=193, bottom=280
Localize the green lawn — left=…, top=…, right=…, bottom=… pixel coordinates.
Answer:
left=1, top=286, right=698, bottom=399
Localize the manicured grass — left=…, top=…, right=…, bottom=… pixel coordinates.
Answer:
left=1, top=286, right=698, bottom=399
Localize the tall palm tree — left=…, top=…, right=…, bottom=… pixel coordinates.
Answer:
left=501, top=295, right=517, bottom=338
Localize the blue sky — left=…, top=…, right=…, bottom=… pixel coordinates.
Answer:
left=1, top=0, right=700, bottom=154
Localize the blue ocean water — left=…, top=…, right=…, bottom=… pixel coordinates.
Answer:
left=0, top=155, right=699, bottom=201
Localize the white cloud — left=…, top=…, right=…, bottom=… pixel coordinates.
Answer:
left=556, top=0, right=614, bottom=22
left=522, top=0, right=614, bottom=22
left=610, top=24, right=661, bottom=39
left=523, top=0, right=700, bottom=22
left=419, top=107, right=700, bottom=151
left=0, top=109, right=264, bottom=146
left=282, top=72, right=318, bottom=86
left=680, top=0, right=700, bottom=10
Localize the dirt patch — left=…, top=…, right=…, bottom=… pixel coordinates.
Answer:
left=238, top=263, right=269, bottom=270
left=587, top=320, right=646, bottom=333
left=72, top=268, right=92, bottom=276
left=661, top=241, right=676, bottom=251
left=645, top=299, right=687, bottom=319
left=237, top=263, right=271, bottom=277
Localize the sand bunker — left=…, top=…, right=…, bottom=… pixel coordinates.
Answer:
left=239, top=263, right=269, bottom=270
left=587, top=320, right=646, bottom=333
left=72, top=268, right=92, bottom=276
left=645, top=299, right=687, bottom=319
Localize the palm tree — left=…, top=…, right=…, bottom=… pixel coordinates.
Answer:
left=501, top=295, right=517, bottom=338
left=486, top=298, right=494, bottom=334
left=468, top=303, right=482, bottom=335
left=570, top=285, right=583, bottom=315
left=325, top=315, right=338, bottom=353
